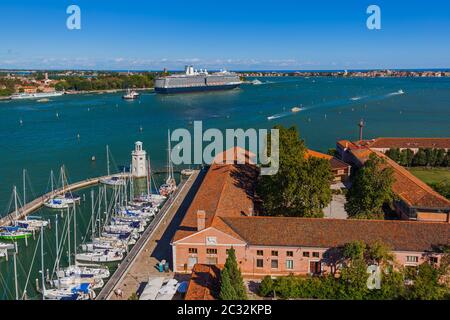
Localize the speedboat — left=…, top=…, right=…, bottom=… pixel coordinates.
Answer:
left=291, top=106, right=304, bottom=113
left=122, top=89, right=140, bottom=100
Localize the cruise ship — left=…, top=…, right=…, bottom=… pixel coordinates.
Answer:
left=10, top=91, right=64, bottom=100
left=154, top=66, right=242, bottom=94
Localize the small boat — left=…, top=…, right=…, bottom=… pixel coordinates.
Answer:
left=251, top=79, right=262, bottom=85
left=44, top=197, right=69, bottom=209
left=181, top=169, right=194, bottom=176
left=0, top=243, right=14, bottom=257
left=0, top=226, right=32, bottom=240
left=75, top=249, right=124, bottom=263
left=398, top=89, right=404, bottom=94
left=291, top=106, right=304, bottom=113
left=52, top=275, right=104, bottom=290
left=57, top=264, right=110, bottom=279
left=100, top=176, right=126, bottom=186
left=122, top=89, right=140, bottom=100
left=44, top=283, right=96, bottom=300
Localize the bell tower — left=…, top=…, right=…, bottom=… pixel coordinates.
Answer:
left=132, top=141, right=147, bottom=178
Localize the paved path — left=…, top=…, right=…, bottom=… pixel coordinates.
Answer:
left=97, top=168, right=206, bottom=300
left=0, top=173, right=127, bottom=227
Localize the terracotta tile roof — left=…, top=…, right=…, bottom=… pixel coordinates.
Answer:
left=350, top=147, right=450, bottom=209
left=375, top=151, right=450, bottom=209
left=366, top=137, right=450, bottom=149
left=172, top=147, right=259, bottom=243
left=221, top=216, right=449, bottom=252
left=306, top=149, right=349, bottom=170
left=185, top=264, right=221, bottom=300
left=305, top=149, right=333, bottom=160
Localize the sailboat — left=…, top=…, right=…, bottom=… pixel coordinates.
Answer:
left=159, top=130, right=177, bottom=197
left=0, top=242, right=14, bottom=257
left=44, top=168, right=73, bottom=209
left=100, top=145, right=126, bottom=186
left=0, top=187, right=33, bottom=240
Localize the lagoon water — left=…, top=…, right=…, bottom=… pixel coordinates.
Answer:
left=1, top=76, right=449, bottom=299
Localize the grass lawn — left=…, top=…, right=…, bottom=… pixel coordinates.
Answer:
left=408, top=167, right=450, bottom=184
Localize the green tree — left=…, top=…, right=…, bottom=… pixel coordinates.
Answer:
left=413, top=148, right=427, bottom=166
left=257, top=125, right=332, bottom=217
left=259, top=276, right=274, bottom=297
left=220, top=248, right=247, bottom=300
left=408, top=263, right=447, bottom=300
left=219, top=267, right=237, bottom=300
left=345, top=154, right=394, bottom=219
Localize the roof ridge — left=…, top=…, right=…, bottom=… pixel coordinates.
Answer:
left=374, top=150, right=450, bottom=205
left=223, top=215, right=449, bottom=225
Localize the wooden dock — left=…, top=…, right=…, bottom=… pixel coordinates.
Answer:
left=0, top=173, right=128, bottom=227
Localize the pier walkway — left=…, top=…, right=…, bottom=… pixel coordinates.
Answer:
left=96, top=168, right=205, bottom=300
left=0, top=173, right=127, bottom=227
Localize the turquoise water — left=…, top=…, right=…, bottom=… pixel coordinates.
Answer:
left=1, top=76, right=449, bottom=299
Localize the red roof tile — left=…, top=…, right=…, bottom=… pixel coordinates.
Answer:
left=221, top=216, right=449, bottom=252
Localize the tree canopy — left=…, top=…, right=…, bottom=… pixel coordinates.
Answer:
left=257, top=125, right=333, bottom=217
left=345, top=153, right=394, bottom=219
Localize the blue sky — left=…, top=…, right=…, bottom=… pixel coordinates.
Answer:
left=0, top=0, right=449, bottom=70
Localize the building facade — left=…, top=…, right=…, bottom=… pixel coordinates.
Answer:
left=171, top=151, right=449, bottom=276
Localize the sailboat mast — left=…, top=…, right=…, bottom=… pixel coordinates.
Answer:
left=147, top=158, right=151, bottom=196
left=73, top=204, right=77, bottom=260
left=13, top=186, right=18, bottom=219
left=67, top=206, right=71, bottom=266
left=106, top=145, right=110, bottom=176
left=55, top=214, right=59, bottom=273
left=50, top=170, right=54, bottom=195
left=40, top=225, right=45, bottom=300
left=23, top=169, right=26, bottom=207
left=91, top=190, right=95, bottom=240
left=13, top=242, right=19, bottom=300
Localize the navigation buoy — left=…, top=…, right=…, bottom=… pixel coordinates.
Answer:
left=140, top=126, right=143, bottom=132
left=56, top=112, right=59, bottom=118
left=19, top=119, right=23, bottom=126
left=77, top=133, right=80, bottom=139
left=91, top=156, right=96, bottom=162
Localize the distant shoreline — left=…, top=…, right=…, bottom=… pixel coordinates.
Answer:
left=0, top=87, right=154, bottom=100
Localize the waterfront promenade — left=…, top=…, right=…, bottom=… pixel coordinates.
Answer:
left=97, top=168, right=205, bottom=300
left=0, top=173, right=128, bottom=227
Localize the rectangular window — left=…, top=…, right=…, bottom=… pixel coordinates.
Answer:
left=303, top=251, right=310, bottom=257
left=271, top=259, right=278, bottom=269
left=271, top=250, right=278, bottom=257
left=338, top=170, right=344, bottom=175
left=286, top=260, right=294, bottom=270
left=286, top=251, right=294, bottom=257
left=312, top=252, right=320, bottom=258
left=406, top=256, right=419, bottom=263
left=188, top=248, right=197, bottom=254
left=257, top=250, right=264, bottom=256
left=256, top=259, right=264, bottom=268
left=206, top=248, right=217, bottom=255
left=429, top=257, right=438, bottom=264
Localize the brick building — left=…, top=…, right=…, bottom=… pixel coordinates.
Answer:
left=337, top=139, right=450, bottom=222
left=171, top=149, right=449, bottom=276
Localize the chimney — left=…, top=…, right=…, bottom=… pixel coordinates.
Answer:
left=197, top=210, right=206, bottom=231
